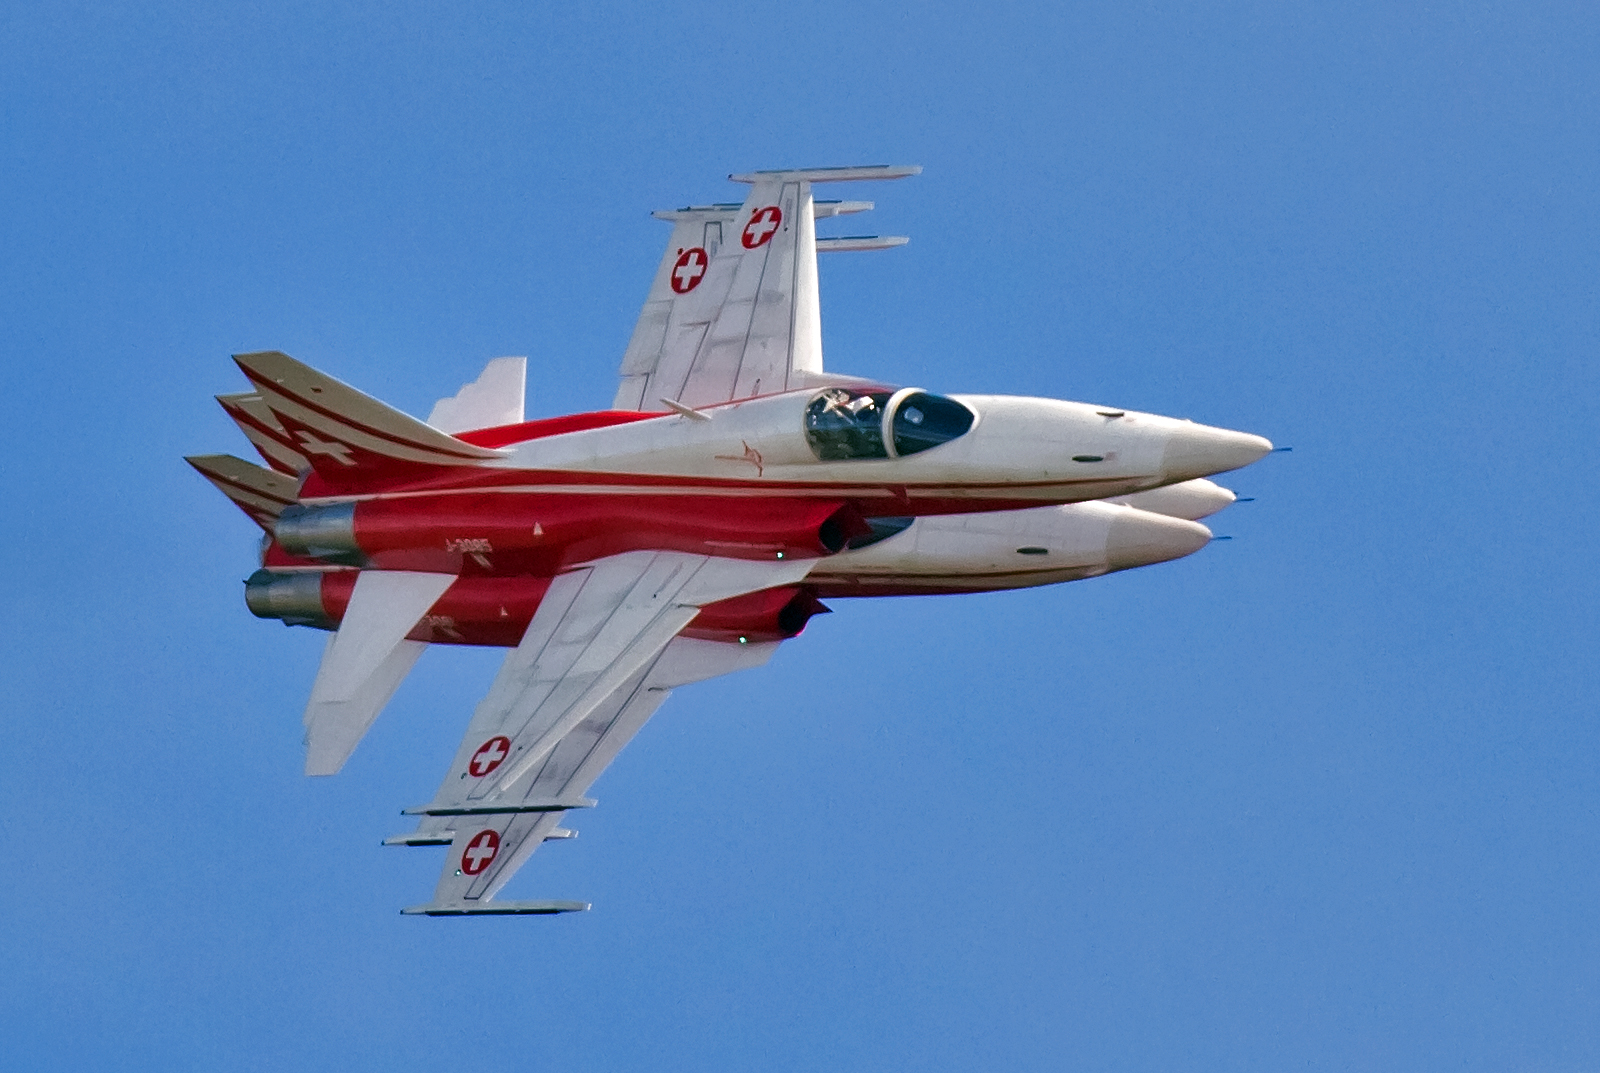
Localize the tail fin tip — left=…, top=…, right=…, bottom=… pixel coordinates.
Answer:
left=231, top=351, right=506, bottom=480
left=186, top=453, right=299, bottom=531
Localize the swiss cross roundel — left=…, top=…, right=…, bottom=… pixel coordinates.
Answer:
left=741, top=205, right=783, bottom=249
left=670, top=247, right=709, bottom=294
left=460, top=829, right=501, bottom=875
left=468, top=736, right=512, bottom=777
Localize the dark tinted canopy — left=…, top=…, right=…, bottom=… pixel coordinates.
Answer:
left=804, top=388, right=975, bottom=461
left=891, top=391, right=975, bottom=456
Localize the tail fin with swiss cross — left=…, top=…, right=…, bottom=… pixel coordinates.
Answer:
left=232, top=351, right=506, bottom=488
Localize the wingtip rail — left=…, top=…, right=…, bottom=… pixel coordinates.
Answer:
left=401, top=797, right=596, bottom=816
left=816, top=235, right=910, bottom=253
left=401, top=900, right=590, bottom=917
left=384, top=827, right=575, bottom=847
left=654, top=199, right=873, bottom=222
left=729, top=164, right=922, bottom=184
left=382, top=832, right=454, bottom=847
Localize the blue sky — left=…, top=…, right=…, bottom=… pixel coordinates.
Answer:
left=3, top=1, right=1598, bottom=1069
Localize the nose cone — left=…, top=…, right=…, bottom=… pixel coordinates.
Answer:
left=1113, top=478, right=1237, bottom=521
left=1160, top=423, right=1273, bottom=483
left=1105, top=508, right=1213, bottom=571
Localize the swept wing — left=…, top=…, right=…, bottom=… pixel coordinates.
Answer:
left=613, top=165, right=918, bottom=411
left=396, top=550, right=812, bottom=913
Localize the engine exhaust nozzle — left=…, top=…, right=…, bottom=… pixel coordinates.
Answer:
left=244, top=569, right=332, bottom=628
left=274, top=503, right=362, bottom=565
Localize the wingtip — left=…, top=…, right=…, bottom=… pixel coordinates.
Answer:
left=728, top=165, right=923, bottom=184
left=400, top=900, right=591, bottom=917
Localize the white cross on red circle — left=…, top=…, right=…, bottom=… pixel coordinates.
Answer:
left=742, top=205, right=783, bottom=249
left=461, top=829, right=500, bottom=875
left=468, top=736, right=511, bottom=777
left=671, top=247, right=708, bottom=293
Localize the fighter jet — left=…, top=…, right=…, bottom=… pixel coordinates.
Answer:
left=188, top=166, right=1270, bottom=916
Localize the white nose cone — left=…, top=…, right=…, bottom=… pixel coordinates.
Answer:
left=1105, top=508, right=1213, bottom=570
left=1112, top=478, right=1237, bottom=521
left=1160, top=423, right=1273, bottom=483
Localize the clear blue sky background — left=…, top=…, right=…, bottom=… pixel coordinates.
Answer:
left=3, top=2, right=1597, bottom=1069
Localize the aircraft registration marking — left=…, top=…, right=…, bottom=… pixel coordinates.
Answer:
left=670, top=247, right=708, bottom=293
left=469, top=736, right=512, bottom=777
left=461, top=829, right=500, bottom=875
left=742, top=206, right=782, bottom=248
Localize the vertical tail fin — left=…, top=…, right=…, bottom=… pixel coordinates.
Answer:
left=185, top=454, right=300, bottom=532
left=217, top=393, right=310, bottom=476
left=232, top=351, right=506, bottom=484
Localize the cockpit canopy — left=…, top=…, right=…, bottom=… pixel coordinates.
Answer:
left=804, top=387, right=975, bottom=461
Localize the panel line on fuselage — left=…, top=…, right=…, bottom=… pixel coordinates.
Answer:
left=296, top=475, right=1158, bottom=506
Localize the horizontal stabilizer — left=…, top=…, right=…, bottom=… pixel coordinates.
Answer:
left=304, top=638, right=427, bottom=775
left=427, top=356, right=526, bottom=434
left=729, top=164, right=921, bottom=183
left=401, top=900, right=589, bottom=916
left=816, top=235, right=909, bottom=253
left=302, top=570, right=455, bottom=775
left=185, top=454, right=299, bottom=531
left=234, top=351, right=506, bottom=482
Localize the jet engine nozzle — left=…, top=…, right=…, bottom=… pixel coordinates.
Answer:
left=1159, top=424, right=1273, bottom=484
left=243, top=570, right=553, bottom=646
left=274, top=503, right=362, bottom=565
left=244, top=569, right=333, bottom=627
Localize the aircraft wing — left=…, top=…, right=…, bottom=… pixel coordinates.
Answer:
left=396, top=550, right=813, bottom=915
left=613, top=165, right=919, bottom=412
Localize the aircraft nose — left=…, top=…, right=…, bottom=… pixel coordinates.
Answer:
left=1104, top=508, right=1213, bottom=570
left=1159, top=423, right=1273, bottom=483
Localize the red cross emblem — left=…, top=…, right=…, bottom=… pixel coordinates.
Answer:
left=670, top=247, right=708, bottom=293
left=741, top=205, right=783, bottom=249
left=460, top=829, right=501, bottom=875
left=468, top=736, right=511, bottom=777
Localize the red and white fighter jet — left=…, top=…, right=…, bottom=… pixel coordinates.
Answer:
left=188, top=166, right=1272, bottom=916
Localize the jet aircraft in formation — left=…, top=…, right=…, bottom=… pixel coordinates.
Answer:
left=189, top=165, right=1272, bottom=915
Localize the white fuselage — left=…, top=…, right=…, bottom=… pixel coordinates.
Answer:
left=488, top=388, right=1270, bottom=513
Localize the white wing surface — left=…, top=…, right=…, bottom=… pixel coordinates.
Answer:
left=613, top=203, right=741, bottom=411
left=398, top=550, right=812, bottom=914
left=613, top=165, right=918, bottom=412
